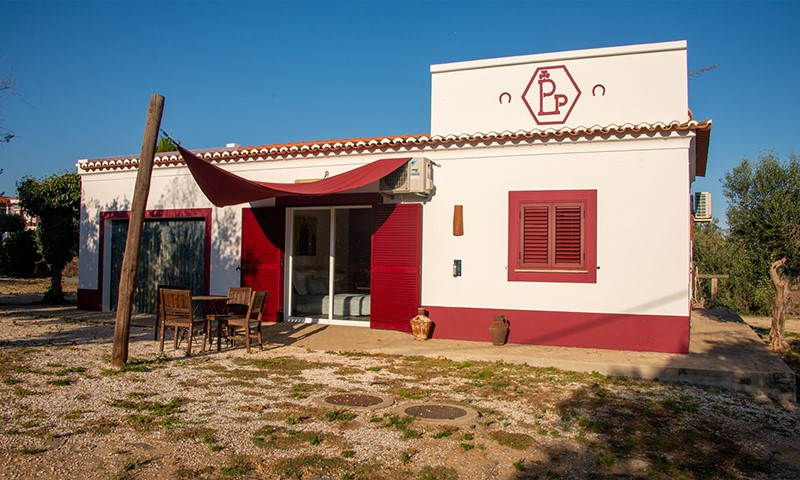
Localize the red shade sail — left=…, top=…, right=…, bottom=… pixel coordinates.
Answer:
left=178, top=145, right=409, bottom=207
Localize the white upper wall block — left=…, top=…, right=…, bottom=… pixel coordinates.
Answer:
left=430, top=41, right=688, bottom=135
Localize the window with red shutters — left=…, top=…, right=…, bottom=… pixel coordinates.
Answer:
left=509, top=190, right=597, bottom=283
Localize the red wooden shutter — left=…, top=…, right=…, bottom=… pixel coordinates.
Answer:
left=521, top=204, right=550, bottom=267
left=371, top=203, right=422, bottom=332
left=241, top=207, right=285, bottom=322
left=554, top=204, right=583, bottom=267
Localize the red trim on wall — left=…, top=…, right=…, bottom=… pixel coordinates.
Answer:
left=96, top=208, right=213, bottom=310
left=423, top=305, right=690, bottom=354
left=508, top=190, right=597, bottom=283
left=77, top=288, right=102, bottom=311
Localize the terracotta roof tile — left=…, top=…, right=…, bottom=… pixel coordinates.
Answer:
left=77, top=120, right=711, bottom=173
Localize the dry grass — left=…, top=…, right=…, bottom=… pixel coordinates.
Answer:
left=0, top=308, right=799, bottom=479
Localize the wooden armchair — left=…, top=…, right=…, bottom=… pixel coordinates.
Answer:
left=226, top=290, right=267, bottom=353
left=159, top=288, right=206, bottom=355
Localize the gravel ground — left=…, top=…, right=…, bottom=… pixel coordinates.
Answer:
left=1, top=307, right=799, bottom=480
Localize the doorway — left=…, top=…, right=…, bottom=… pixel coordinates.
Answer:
left=287, top=206, right=372, bottom=326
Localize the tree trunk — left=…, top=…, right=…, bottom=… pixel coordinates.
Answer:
left=43, top=269, right=64, bottom=304
left=768, top=258, right=791, bottom=353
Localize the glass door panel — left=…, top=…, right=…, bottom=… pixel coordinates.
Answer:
left=332, top=208, right=372, bottom=321
left=290, top=209, right=331, bottom=318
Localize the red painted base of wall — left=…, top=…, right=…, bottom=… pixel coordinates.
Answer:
left=77, top=289, right=102, bottom=311
left=423, top=306, right=690, bottom=354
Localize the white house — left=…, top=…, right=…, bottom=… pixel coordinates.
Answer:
left=77, top=41, right=710, bottom=353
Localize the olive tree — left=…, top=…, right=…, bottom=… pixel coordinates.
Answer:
left=17, top=172, right=81, bottom=303
left=723, top=152, right=800, bottom=352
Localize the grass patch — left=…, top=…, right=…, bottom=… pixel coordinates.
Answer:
left=324, top=409, right=357, bottom=422
left=396, top=388, right=429, bottom=400
left=13, top=386, right=38, bottom=397
left=47, top=378, right=73, bottom=386
left=252, top=424, right=330, bottom=450
left=376, top=413, right=422, bottom=440
left=490, top=431, right=535, bottom=450
left=432, top=427, right=457, bottom=439
left=53, top=366, right=87, bottom=376
left=86, top=418, right=119, bottom=435
left=220, top=455, right=253, bottom=477
left=99, top=359, right=151, bottom=376
left=284, top=413, right=309, bottom=425
left=20, top=446, right=46, bottom=455
left=272, top=454, right=349, bottom=479
left=172, top=426, right=222, bottom=451
left=418, top=465, right=459, bottom=480
left=109, top=397, right=184, bottom=416
left=399, top=448, right=417, bottom=464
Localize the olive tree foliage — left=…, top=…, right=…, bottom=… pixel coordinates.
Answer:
left=17, top=172, right=81, bottom=303
left=723, top=152, right=800, bottom=352
left=693, top=221, right=773, bottom=313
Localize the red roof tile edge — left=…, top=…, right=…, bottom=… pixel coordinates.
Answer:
left=78, top=120, right=711, bottom=173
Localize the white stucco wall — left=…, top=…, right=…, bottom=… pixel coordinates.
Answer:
left=431, top=41, right=688, bottom=135
left=418, top=134, right=692, bottom=317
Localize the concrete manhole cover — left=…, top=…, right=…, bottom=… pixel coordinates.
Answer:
left=317, top=393, right=394, bottom=410
left=395, top=403, right=480, bottom=425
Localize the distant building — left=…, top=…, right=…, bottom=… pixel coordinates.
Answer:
left=0, top=196, right=38, bottom=230
left=693, top=192, right=712, bottom=220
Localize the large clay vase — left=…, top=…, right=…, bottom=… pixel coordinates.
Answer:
left=490, top=314, right=509, bottom=346
left=410, top=308, right=432, bottom=341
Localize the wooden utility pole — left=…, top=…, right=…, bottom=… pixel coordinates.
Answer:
left=697, top=273, right=729, bottom=309
left=112, top=94, right=165, bottom=367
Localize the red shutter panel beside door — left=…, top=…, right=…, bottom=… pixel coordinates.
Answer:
left=241, top=207, right=285, bottom=322
left=554, top=204, right=583, bottom=267
left=371, top=203, right=422, bottom=332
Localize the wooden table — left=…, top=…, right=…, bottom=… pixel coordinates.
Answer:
left=192, top=295, right=230, bottom=351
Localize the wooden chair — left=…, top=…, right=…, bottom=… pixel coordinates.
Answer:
left=225, top=287, right=252, bottom=316
left=154, top=284, right=187, bottom=341
left=159, top=288, right=206, bottom=355
left=204, top=286, right=253, bottom=349
left=226, top=290, right=267, bottom=353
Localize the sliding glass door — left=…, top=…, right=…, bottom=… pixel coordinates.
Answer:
left=288, top=206, right=372, bottom=325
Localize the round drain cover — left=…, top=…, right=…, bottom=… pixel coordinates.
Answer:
left=325, top=394, right=384, bottom=408
left=404, top=404, right=467, bottom=420
left=316, top=393, right=394, bottom=410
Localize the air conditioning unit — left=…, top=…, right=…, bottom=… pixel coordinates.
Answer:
left=379, top=158, right=434, bottom=196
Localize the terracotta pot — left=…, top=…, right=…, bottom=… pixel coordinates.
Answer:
left=490, top=314, right=509, bottom=346
left=410, top=308, right=432, bottom=341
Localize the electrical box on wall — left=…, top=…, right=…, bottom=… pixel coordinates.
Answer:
left=453, top=259, right=462, bottom=277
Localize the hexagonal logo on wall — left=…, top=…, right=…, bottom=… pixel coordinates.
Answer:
left=522, top=65, right=581, bottom=126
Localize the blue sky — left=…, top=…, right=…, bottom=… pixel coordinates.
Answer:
left=1, top=0, right=798, bottom=225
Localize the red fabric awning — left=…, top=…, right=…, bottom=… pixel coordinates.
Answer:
left=178, top=145, right=409, bottom=207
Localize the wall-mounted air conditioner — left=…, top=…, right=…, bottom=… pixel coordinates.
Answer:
left=379, top=158, right=434, bottom=196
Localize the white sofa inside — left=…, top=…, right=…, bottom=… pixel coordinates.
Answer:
left=291, top=270, right=370, bottom=317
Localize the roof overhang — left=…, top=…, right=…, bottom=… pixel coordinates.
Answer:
left=693, top=122, right=712, bottom=177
